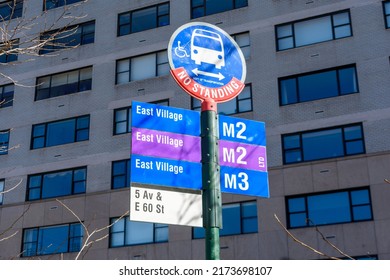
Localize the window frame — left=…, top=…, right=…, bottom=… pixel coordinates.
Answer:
left=0, top=179, right=4, bottom=205
left=191, top=0, right=248, bottom=19
left=31, top=115, right=90, bottom=150
left=383, top=1, right=390, bottom=28
left=21, top=222, right=83, bottom=257
left=0, top=83, right=14, bottom=108
left=286, top=187, right=373, bottom=229
left=35, top=66, right=93, bottom=101
left=0, top=129, right=10, bottom=155
left=43, top=0, right=84, bottom=11
left=191, top=84, right=252, bottom=115
left=193, top=201, right=258, bottom=239
left=232, top=31, right=250, bottom=59
left=275, top=10, right=352, bottom=51
left=0, top=39, right=19, bottom=63
left=0, top=0, right=23, bottom=21
left=26, top=166, right=87, bottom=201
left=111, top=159, right=130, bottom=189
left=39, top=20, right=95, bottom=54
left=282, top=123, right=365, bottom=164
left=115, top=50, right=168, bottom=84
left=117, top=2, right=170, bottom=36
left=109, top=217, right=168, bottom=247
left=278, top=64, right=359, bottom=106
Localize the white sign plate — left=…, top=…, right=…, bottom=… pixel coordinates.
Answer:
left=130, top=186, right=202, bottom=227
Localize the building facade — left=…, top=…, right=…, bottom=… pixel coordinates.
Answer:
left=0, top=0, right=390, bottom=259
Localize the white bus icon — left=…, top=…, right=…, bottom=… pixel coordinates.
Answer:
left=191, top=29, right=225, bottom=69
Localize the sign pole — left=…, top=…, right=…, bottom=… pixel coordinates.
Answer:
left=201, top=99, right=222, bottom=260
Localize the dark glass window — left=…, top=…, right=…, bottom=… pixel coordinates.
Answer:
left=0, top=0, right=23, bottom=21
left=192, top=84, right=252, bottom=115
left=22, top=223, right=83, bottom=257
left=113, top=99, right=169, bottom=135
left=31, top=115, right=90, bottom=149
left=0, top=39, right=18, bottom=63
left=384, top=1, right=390, bottom=28
left=232, top=32, right=250, bottom=59
left=0, top=129, right=10, bottom=155
left=191, top=0, right=248, bottom=19
left=40, top=21, right=95, bottom=54
left=109, top=217, right=168, bottom=247
left=286, top=187, right=373, bottom=228
left=27, top=167, right=87, bottom=201
left=118, top=3, right=169, bottom=36
left=282, top=124, right=365, bottom=164
left=193, top=201, right=257, bottom=238
left=44, top=0, right=84, bottom=10
left=279, top=65, right=358, bottom=105
left=0, top=84, right=14, bottom=108
left=276, top=10, right=352, bottom=51
left=111, top=159, right=130, bottom=189
left=116, top=50, right=169, bottom=84
left=0, top=179, right=4, bottom=205
left=35, top=67, right=92, bottom=101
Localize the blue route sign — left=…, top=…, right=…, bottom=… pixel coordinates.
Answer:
left=131, top=101, right=200, bottom=136
left=131, top=154, right=202, bottom=190
left=168, top=22, right=246, bottom=103
left=218, top=115, right=269, bottom=198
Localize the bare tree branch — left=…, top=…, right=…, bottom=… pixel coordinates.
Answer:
left=1, top=0, right=89, bottom=84
left=56, top=199, right=129, bottom=260
left=274, top=213, right=341, bottom=260
left=0, top=203, right=31, bottom=242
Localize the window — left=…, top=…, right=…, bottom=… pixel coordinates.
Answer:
left=114, top=99, right=169, bottom=135
left=193, top=201, right=257, bottom=238
left=112, top=159, right=130, bottom=189
left=0, top=84, right=14, bottom=108
left=44, top=0, right=84, bottom=10
left=0, top=39, right=19, bottom=63
left=286, top=187, right=373, bottom=228
left=35, top=67, right=92, bottom=101
left=282, top=124, right=365, bottom=164
left=191, top=0, right=248, bottom=19
left=191, top=84, right=252, bottom=115
left=31, top=115, right=90, bottom=149
left=118, top=2, right=169, bottom=36
left=0, top=129, right=10, bottom=155
left=40, top=21, right=95, bottom=54
left=232, top=32, right=250, bottom=59
left=0, top=179, right=4, bottom=205
left=276, top=10, right=352, bottom=51
left=0, top=0, right=23, bottom=21
left=116, top=50, right=169, bottom=84
left=109, top=217, right=168, bottom=247
left=27, top=167, right=87, bottom=201
left=384, top=1, right=390, bottom=28
left=22, top=223, right=83, bottom=257
left=279, top=65, right=358, bottom=105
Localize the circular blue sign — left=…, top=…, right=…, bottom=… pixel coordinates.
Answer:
left=168, top=22, right=246, bottom=103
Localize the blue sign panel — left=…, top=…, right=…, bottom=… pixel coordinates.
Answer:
left=131, top=101, right=200, bottom=136
left=131, top=154, right=202, bottom=190
left=168, top=22, right=246, bottom=103
left=219, top=114, right=266, bottom=146
left=220, top=166, right=269, bottom=198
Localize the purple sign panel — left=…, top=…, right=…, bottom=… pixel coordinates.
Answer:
left=132, top=127, right=201, bottom=162
left=219, top=140, right=267, bottom=172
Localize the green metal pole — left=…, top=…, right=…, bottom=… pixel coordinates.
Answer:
left=201, top=99, right=222, bottom=260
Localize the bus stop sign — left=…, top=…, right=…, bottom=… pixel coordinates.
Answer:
left=168, top=22, right=247, bottom=103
